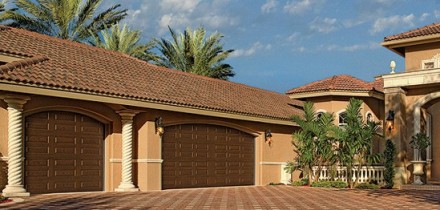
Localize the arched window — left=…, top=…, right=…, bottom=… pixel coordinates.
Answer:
left=316, top=109, right=327, bottom=120
left=338, top=111, right=347, bottom=127
left=366, top=112, right=374, bottom=122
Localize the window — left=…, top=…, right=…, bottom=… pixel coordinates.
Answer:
left=338, top=112, right=347, bottom=127
left=315, top=109, right=327, bottom=120
left=424, top=62, right=435, bottom=69
left=366, top=112, right=374, bottom=122
left=422, top=53, right=440, bottom=69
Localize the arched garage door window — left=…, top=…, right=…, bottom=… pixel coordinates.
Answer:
left=162, top=124, right=255, bottom=189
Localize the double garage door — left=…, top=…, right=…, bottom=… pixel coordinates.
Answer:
left=25, top=111, right=104, bottom=194
left=162, top=124, right=255, bottom=189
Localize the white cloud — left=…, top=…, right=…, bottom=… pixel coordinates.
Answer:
left=261, top=0, right=278, bottom=13
left=231, top=42, right=272, bottom=57
left=283, top=0, right=325, bottom=15
left=309, top=17, right=338, bottom=33
left=196, top=15, right=238, bottom=29
left=286, top=32, right=300, bottom=42
left=435, top=10, right=440, bottom=19
left=420, top=13, right=430, bottom=21
left=369, top=14, right=415, bottom=34
left=323, top=42, right=380, bottom=52
left=158, top=14, right=191, bottom=34
left=160, top=0, right=201, bottom=13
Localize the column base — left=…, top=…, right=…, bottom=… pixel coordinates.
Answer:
left=115, top=187, right=139, bottom=192
left=115, top=182, right=139, bottom=192
left=2, top=185, right=30, bottom=197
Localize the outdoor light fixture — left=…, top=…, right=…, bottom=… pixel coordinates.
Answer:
left=390, top=60, right=396, bottom=74
left=386, top=110, right=395, bottom=131
left=265, top=130, right=273, bottom=144
left=155, top=117, right=164, bottom=136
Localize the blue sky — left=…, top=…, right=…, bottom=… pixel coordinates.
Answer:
left=108, top=0, right=439, bottom=93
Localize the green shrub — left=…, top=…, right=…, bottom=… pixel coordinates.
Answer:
left=268, top=182, right=285, bottom=186
left=291, top=178, right=308, bottom=186
left=311, top=181, right=347, bottom=188
left=355, top=183, right=379, bottom=189
left=384, top=139, right=396, bottom=189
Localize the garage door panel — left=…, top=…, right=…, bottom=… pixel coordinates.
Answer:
left=163, top=124, right=255, bottom=189
left=25, top=111, right=104, bottom=194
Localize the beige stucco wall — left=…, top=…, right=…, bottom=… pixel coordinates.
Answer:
left=0, top=93, right=299, bottom=193
left=405, top=42, right=440, bottom=71
left=428, top=101, right=440, bottom=181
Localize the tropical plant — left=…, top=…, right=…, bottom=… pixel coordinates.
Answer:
left=155, top=26, right=235, bottom=80
left=383, top=139, right=395, bottom=189
left=285, top=102, right=337, bottom=184
left=331, top=98, right=381, bottom=188
left=90, top=24, right=157, bottom=61
left=410, top=132, right=431, bottom=159
left=1, top=0, right=127, bottom=42
left=0, top=1, right=5, bottom=13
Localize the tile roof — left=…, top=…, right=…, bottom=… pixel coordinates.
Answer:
left=384, top=22, right=440, bottom=42
left=286, top=75, right=383, bottom=95
left=0, top=26, right=302, bottom=121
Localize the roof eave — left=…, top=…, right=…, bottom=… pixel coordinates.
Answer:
left=382, top=34, right=440, bottom=56
left=0, top=81, right=298, bottom=127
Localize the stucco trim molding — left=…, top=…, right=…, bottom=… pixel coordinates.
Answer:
left=382, top=68, right=440, bottom=88
left=260, top=161, right=287, bottom=165
left=110, top=158, right=164, bottom=163
left=165, top=120, right=260, bottom=137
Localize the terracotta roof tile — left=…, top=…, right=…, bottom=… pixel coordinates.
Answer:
left=0, top=26, right=302, bottom=121
left=384, top=22, right=440, bottom=42
left=286, top=75, right=383, bottom=95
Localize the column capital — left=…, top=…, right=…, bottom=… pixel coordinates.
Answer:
left=117, top=110, right=139, bottom=121
left=3, top=94, right=30, bottom=110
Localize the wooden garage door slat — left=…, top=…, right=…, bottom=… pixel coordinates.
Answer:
left=25, top=111, right=104, bottom=194
left=162, top=124, right=255, bottom=189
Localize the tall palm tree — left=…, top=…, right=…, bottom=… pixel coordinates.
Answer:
left=90, top=24, right=157, bottom=62
left=155, top=26, right=235, bottom=80
left=1, top=0, right=126, bottom=42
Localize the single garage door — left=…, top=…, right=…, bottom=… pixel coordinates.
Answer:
left=162, top=124, right=255, bottom=189
left=25, top=111, right=104, bottom=194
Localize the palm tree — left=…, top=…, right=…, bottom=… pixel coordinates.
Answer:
left=90, top=24, right=157, bottom=62
left=286, top=102, right=336, bottom=185
left=155, top=26, right=235, bottom=80
left=1, top=0, right=126, bottom=42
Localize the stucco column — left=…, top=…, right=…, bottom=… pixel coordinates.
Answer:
left=2, top=95, right=30, bottom=197
left=384, top=87, right=408, bottom=187
left=115, top=110, right=139, bottom=192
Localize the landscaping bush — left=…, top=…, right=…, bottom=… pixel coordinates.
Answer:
left=383, top=139, right=396, bottom=189
left=268, top=182, right=285, bottom=186
left=311, top=181, right=347, bottom=188
left=291, top=178, right=309, bottom=186
left=355, top=183, right=380, bottom=189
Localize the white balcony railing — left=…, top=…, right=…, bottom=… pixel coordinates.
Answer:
left=312, top=166, right=385, bottom=184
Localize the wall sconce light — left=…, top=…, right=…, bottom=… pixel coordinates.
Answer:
left=155, top=117, right=164, bottom=136
left=386, top=110, right=395, bottom=131
left=390, top=60, right=396, bottom=74
left=265, top=130, right=273, bottom=145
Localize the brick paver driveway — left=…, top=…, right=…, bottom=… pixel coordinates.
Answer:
left=2, top=186, right=440, bottom=209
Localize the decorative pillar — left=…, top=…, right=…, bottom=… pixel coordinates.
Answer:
left=2, top=95, right=30, bottom=197
left=115, top=110, right=139, bottom=192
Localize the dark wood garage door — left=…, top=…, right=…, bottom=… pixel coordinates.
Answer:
left=25, top=111, right=104, bottom=194
left=162, top=124, right=255, bottom=189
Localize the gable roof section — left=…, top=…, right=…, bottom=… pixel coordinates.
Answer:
left=0, top=26, right=302, bottom=122
left=286, top=75, right=383, bottom=99
left=382, top=22, right=440, bottom=56
left=384, top=22, right=440, bottom=42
